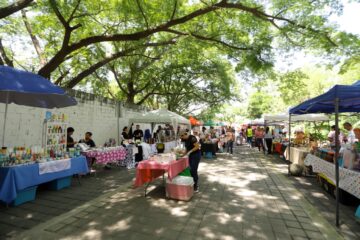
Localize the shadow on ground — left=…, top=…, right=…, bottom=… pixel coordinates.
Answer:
left=0, top=166, right=135, bottom=238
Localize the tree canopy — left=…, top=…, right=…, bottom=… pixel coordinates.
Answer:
left=0, top=0, right=359, bottom=116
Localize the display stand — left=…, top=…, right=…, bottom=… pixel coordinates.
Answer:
left=43, top=119, right=67, bottom=158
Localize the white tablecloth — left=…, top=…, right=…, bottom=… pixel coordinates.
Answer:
left=39, top=159, right=71, bottom=175
left=284, top=147, right=309, bottom=166
left=305, top=154, right=360, bottom=199
left=139, top=143, right=155, bottom=160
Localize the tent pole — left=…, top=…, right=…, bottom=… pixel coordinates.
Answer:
left=334, top=98, right=340, bottom=227
left=288, top=114, right=291, bottom=175
left=2, top=92, right=9, bottom=147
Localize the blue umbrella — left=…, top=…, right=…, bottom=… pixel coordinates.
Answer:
left=0, top=65, right=77, bottom=146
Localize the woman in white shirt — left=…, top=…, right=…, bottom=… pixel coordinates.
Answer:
left=264, top=127, right=273, bottom=154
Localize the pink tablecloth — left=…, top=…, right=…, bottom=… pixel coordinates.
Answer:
left=82, top=147, right=127, bottom=165
left=134, top=157, right=189, bottom=187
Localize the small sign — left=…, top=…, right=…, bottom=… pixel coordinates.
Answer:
left=45, top=111, right=52, bottom=121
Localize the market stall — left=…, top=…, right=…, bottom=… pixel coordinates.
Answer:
left=304, top=153, right=360, bottom=200
left=290, top=80, right=360, bottom=226
left=134, top=153, right=189, bottom=196
left=0, top=66, right=83, bottom=206
left=264, top=113, right=329, bottom=169
left=129, top=109, right=191, bottom=153
left=284, top=146, right=309, bottom=166
left=0, top=156, right=88, bottom=205
left=81, top=146, right=127, bottom=166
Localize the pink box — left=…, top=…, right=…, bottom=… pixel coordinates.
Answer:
left=166, top=181, right=194, bottom=201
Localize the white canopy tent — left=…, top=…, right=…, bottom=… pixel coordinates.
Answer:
left=263, top=113, right=329, bottom=124
left=129, top=109, right=190, bottom=125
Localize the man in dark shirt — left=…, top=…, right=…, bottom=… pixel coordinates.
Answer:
left=181, top=132, right=201, bottom=192
left=67, top=127, right=77, bottom=150
left=133, top=125, right=144, bottom=141
left=79, top=132, right=96, bottom=147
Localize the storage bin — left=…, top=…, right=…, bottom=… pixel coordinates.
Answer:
left=11, top=186, right=37, bottom=206
left=48, top=176, right=72, bottom=190
left=166, top=176, right=194, bottom=201
left=205, top=152, right=213, bottom=159
left=355, top=205, right=360, bottom=219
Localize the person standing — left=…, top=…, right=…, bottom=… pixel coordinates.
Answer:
left=133, top=125, right=144, bottom=141
left=181, top=132, right=201, bottom=192
left=226, top=127, right=234, bottom=154
left=121, top=126, right=130, bottom=140
left=66, top=127, right=77, bottom=150
left=240, top=129, right=245, bottom=145
left=246, top=126, right=253, bottom=147
left=328, top=125, right=343, bottom=149
left=255, top=127, right=265, bottom=152
left=343, top=122, right=356, bottom=144
left=264, top=127, right=273, bottom=154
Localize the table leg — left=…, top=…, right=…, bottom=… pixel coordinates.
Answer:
left=76, top=174, right=81, bottom=185
left=144, top=181, right=151, bottom=197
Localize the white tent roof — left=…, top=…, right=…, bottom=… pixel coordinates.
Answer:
left=128, top=109, right=190, bottom=125
left=263, top=113, right=329, bottom=123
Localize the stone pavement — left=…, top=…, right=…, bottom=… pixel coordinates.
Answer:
left=282, top=161, right=360, bottom=239
left=0, top=166, right=135, bottom=239
left=11, top=146, right=348, bottom=240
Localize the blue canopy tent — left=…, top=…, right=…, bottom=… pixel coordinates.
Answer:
left=289, top=80, right=360, bottom=227
left=0, top=65, right=77, bottom=146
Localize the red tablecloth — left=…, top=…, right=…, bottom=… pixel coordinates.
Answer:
left=134, top=157, right=189, bottom=187
left=82, top=147, right=127, bottom=165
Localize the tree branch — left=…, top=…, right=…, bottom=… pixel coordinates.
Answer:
left=0, top=0, right=33, bottom=19
left=170, top=0, right=178, bottom=20
left=49, top=0, right=68, bottom=28
left=109, top=64, right=128, bottom=95
left=67, top=0, right=82, bottom=23
left=135, top=0, right=149, bottom=29
left=54, top=68, right=70, bottom=85
left=0, top=39, right=13, bottom=67
left=65, top=40, right=175, bottom=88
left=21, top=10, right=46, bottom=66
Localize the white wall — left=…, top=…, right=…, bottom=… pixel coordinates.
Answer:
left=0, top=92, right=150, bottom=147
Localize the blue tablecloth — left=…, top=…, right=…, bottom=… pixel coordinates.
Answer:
left=0, top=156, right=89, bottom=204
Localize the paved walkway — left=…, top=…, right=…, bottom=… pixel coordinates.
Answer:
left=0, top=166, right=135, bottom=239
left=11, top=146, right=348, bottom=240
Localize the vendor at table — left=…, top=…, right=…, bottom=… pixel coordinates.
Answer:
left=154, top=125, right=163, bottom=139
left=79, top=132, right=96, bottom=147
left=350, top=128, right=360, bottom=170
left=328, top=125, right=343, bottom=149
left=122, top=126, right=130, bottom=140
left=343, top=122, right=356, bottom=144
left=66, top=127, right=77, bottom=150
left=181, top=132, right=201, bottom=192
left=133, top=125, right=144, bottom=141
left=80, top=132, right=96, bottom=168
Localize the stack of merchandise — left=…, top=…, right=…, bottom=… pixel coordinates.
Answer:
left=149, top=153, right=176, bottom=163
